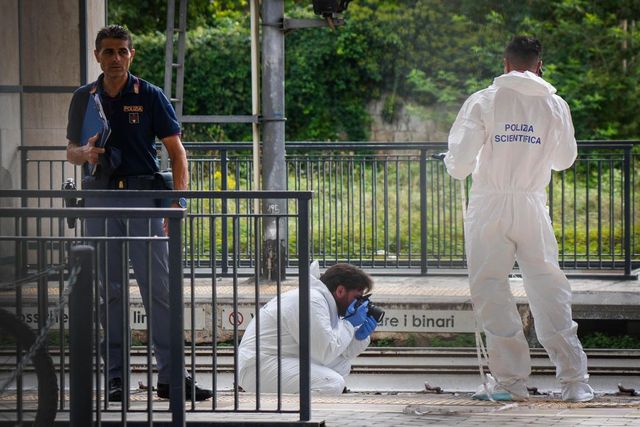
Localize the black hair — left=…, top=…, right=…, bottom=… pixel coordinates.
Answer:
left=320, top=263, right=373, bottom=293
left=95, top=25, right=133, bottom=51
left=505, top=35, right=542, bottom=70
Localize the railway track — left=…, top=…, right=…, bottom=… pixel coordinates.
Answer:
left=4, top=347, right=639, bottom=376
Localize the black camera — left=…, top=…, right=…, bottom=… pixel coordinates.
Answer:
left=353, top=295, right=385, bottom=323
left=312, top=0, right=351, bottom=17
left=62, top=178, right=83, bottom=229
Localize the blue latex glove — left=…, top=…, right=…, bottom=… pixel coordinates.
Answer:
left=344, top=299, right=369, bottom=327
left=355, top=315, right=378, bottom=341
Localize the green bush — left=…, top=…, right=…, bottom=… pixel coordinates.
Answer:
left=115, top=1, right=640, bottom=142
left=582, top=332, right=640, bottom=349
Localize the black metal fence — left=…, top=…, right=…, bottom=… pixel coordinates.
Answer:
left=19, top=141, right=640, bottom=277
left=0, top=189, right=314, bottom=425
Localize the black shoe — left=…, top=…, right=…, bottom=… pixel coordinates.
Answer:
left=157, top=376, right=212, bottom=401
left=108, top=378, right=122, bottom=402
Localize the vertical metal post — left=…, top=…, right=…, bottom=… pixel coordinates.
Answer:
left=163, top=0, right=176, bottom=103
left=175, top=0, right=187, bottom=120
left=20, top=149, right=27, bottom=191
left=162, top=0, right=176, bottom=170
left=624, top=146, right=632, bottom=277
left=298, top=196, right=311, bottom=421
left=168, top=216, right=185, bottom=426
left=253, top=214, right=261, bottom=406
left=221, top=150, right=229, bottom=274
left=15, top=221, right=23, bottom=424
left=261, top=0, right=287, bottom=279
left=419, top=150, right=428, bottom=275
left=232, top=216, right=240, bottom=410
left=36, top=237, right=47, bottom=333
left=69, top=245, right=94, bottom=427
left=250, top=0, right=261, bottom=215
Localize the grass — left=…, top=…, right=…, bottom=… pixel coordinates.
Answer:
left=372, top=332, right=640, bottom=349
left=581, top=332, right=640, bottom=349
left=181, top=151, right=640, bottom=263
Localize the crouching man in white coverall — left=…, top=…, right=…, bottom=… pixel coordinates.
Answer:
left=444, top=35, right=594, bottom=402
left=238, top=262, right=378, bottom=395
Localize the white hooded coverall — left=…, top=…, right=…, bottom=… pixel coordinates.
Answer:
left=238, top=263, right=370, bottom=394
left=444, top=71, right=589, bottom=388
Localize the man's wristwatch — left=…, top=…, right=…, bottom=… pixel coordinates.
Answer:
left=172, top=197, right=187, bottom=208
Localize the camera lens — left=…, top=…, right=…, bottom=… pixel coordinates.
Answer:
left=352, top=295, right=385, bottom=323
left=367, top=303, right=385, bottom=323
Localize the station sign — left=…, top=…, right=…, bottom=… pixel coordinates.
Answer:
left=374, top=309, right=476, bottom=332
left=9, top=305, right=475, bottom=333
left=9, top=305, right=206, bottom=331
left=220, top=306, right=476, bottom=333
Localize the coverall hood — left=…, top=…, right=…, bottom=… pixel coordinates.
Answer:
left=444, top=70, right=577, bottom=189
left=493, top=71, right=556, bottom=97
left=310, top=261, right=341, bottom=328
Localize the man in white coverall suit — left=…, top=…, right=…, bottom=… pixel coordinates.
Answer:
left=444, top=35, right=593, bottom=402
left=238, top=262, right=378, bottom=394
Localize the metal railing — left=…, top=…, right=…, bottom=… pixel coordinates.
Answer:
left=0, top=189, right=314, bottom=425
left=18, top=141, right=640, bottom=277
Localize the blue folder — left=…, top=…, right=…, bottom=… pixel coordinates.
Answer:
left=80, top=93, right=111, bottom=175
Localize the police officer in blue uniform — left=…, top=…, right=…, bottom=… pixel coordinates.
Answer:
left=66, top=25, right=211, bottom=402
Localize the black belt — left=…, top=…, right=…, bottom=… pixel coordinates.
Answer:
left=110, top=175, right=156, bottom=190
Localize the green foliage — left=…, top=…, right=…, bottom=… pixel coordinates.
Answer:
left=112, top=0, right=640, bottom=141
left=108, top=0, right=247, bottom=33
left=428, top=333, right=477, bottom=348
left=581, top=332, right=640, bottom=349
left=132, top=26, right=253, bottom=141
left=374, top=332, right=640, bottom=348
left=372, top=336, right=396, bottom=347
left=284, top=156, right=467, bottom=259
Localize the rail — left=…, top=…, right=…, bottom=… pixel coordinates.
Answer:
left=0, top=189, right=314, bottom=425
left=17, top=141, right=640, bottom=277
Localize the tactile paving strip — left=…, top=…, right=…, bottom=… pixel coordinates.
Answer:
left=310, top=392, right=640, bottom=409
left=5, top=390, right=639, bottom=406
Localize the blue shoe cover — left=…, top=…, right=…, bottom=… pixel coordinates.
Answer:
left=471, top=374, right=524, bottom=401
left=472, top=389, right=513, bottom=401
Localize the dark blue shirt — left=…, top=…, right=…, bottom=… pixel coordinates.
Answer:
left=66, top=73, right=181, bottom=177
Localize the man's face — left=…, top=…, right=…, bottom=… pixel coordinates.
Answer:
left=334, top=285, right=366, bottom=317
left=94, top=38, right=135, bottom=80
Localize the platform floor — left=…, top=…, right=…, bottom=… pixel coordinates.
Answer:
left=20, top=268, right=640, bottom=309
left=177, top=271, right=640, bottom=306
left=10, top=271, right=640, bottom=426
left=36, top=392, right=640, bottom=426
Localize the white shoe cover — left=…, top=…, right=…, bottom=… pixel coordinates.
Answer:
left=562, top=382, right=594, bottom=402
left=472, top=374, right=529, bottom=401
left=501, top=378, right=529, bottom=400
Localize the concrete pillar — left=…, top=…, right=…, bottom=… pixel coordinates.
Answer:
left=0, top=0, right=105, bottom=270
left=261, top=0, right=288, bottom=279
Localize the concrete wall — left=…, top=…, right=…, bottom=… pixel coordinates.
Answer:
left=368, top=97, right=453, bottom=144
left=0, top=0, right=105, bottom=269
left=0, top=0, right=105, bottom=193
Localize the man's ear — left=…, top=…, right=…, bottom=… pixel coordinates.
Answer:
left=503, top=57, right=511, bottom=73
left=334, top=284, right=346, bottom=298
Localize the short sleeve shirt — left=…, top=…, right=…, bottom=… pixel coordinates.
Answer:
left=66, top=73, right=181, bottom=177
